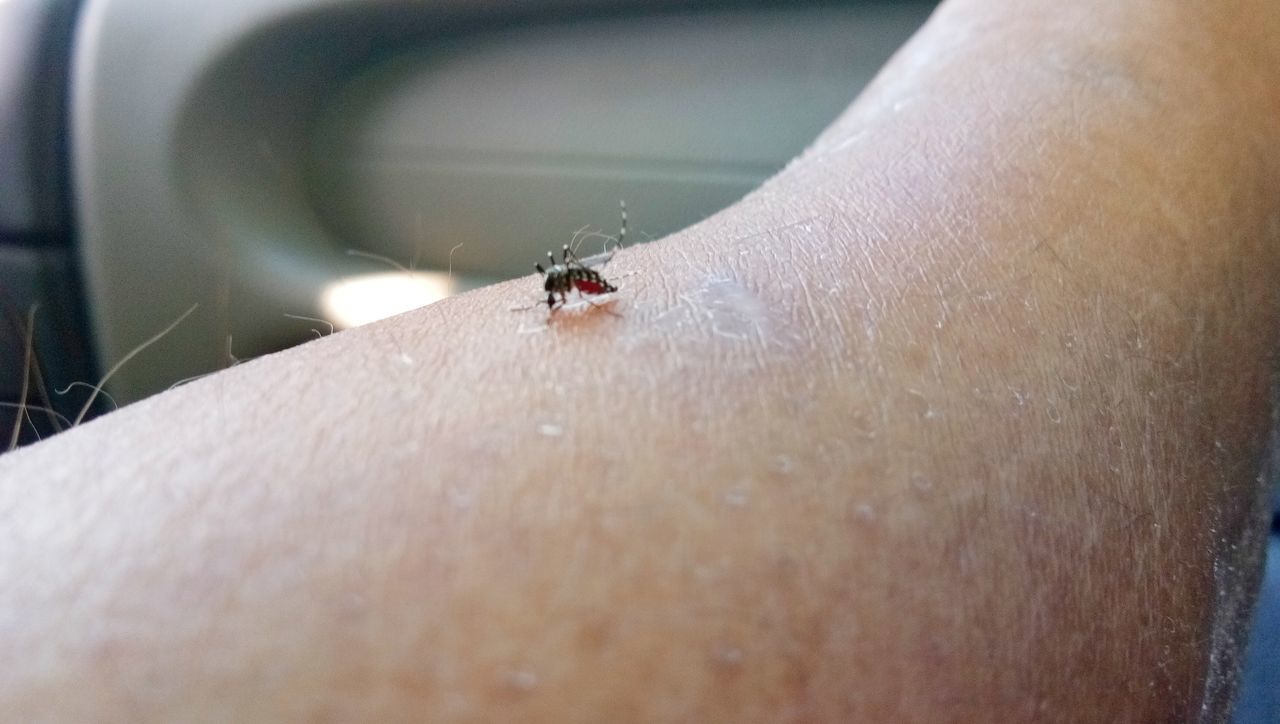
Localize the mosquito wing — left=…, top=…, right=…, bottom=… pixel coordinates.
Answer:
left=576, top=248, right=616, bottom=270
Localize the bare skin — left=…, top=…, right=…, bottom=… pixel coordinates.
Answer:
left=3, top=0, right=1279, bottom=720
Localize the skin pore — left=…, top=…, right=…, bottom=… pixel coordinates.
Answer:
left=2, top=0, right=1280, bottom=720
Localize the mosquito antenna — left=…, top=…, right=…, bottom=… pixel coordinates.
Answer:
left=569, top=224, right=593, bottom=256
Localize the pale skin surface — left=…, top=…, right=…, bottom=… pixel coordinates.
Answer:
left=3, top=0, right=1280, bottom=720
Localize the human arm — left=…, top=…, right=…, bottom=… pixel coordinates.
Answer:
left=3, top=0, right=1280, bottom=719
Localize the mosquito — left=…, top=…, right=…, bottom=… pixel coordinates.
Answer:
left=534, top=202, right=627, bottom=312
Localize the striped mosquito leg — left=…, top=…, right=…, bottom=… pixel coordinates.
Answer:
left=618, top=200, right=627, bottom=248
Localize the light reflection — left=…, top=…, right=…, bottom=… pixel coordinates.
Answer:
left=321, top=271, right=453, bottom=329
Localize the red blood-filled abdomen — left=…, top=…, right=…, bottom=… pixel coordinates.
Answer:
left=574, top=279, right=609, bottom=295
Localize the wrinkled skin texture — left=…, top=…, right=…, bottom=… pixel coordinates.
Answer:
left=2, top=0, right=1279, bottom=720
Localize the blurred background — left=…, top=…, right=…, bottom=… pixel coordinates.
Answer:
left=0, top=0, right=1273, bottom=720
left=0, top=0, right=935, bottom=441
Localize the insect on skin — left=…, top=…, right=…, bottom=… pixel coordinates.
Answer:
left=534, top=202, right=626, bottom=312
